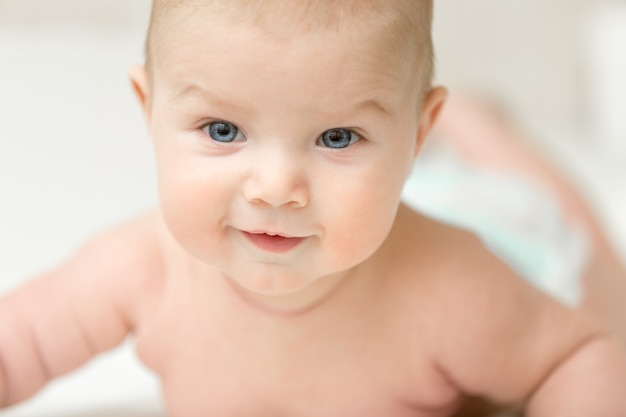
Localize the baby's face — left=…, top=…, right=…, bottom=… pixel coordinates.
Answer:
left=137, top=10, right=440, bottom=300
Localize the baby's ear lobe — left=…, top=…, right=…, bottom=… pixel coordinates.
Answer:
left=129, top=65, right=151, bottom=123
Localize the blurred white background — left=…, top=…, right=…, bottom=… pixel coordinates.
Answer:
left=0, top=0, right=625, bottom=415
left=432, top=0, right=626, bottom=260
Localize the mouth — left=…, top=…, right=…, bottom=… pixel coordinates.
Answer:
left=242, top=231, right=306, bottom=253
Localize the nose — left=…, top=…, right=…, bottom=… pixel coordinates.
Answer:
left=242, top=151, right=310, bottom=209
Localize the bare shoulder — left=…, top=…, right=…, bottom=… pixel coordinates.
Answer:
left=395, top=204, right=601, bottom=404
left=0, top=211, right=168, bottom=404
left=59, top=209, right=167, bottom=327
left=391, top=203, right=491, bottom=281
left=396, top=203, right=574, bottom=319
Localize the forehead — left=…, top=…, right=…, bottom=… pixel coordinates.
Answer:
left=152, top=0, right=415, bottom=39
left=151, top=6, right=420, bottom=114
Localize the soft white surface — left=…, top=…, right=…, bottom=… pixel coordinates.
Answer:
left=0, top=1, right=625, bottom=415
left=1, top=341, right=164, bottom=417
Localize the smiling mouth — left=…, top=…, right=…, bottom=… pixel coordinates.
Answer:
left=243, top=231, right=305, bottom=253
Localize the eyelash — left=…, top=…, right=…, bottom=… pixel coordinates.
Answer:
left=200, top=121, right=245, bottom=143
left=199, top=120, right=363, bottom=149
left=316, top=128, right=361, bottom=149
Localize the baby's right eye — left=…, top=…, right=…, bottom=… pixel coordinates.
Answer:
left=202, top=121, right=245, bottom=143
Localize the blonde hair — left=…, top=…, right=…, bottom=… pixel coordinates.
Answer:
left=145, top=0, right=434, bottom=95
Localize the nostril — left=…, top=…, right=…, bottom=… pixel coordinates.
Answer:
left=242, top=166, right=310, bottom=208
left=287, top=197, right=307, bottom=209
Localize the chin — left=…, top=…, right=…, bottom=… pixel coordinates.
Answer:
left=232, top=268, right=313, bottom=296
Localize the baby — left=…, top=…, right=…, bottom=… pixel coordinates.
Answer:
left=1, top=1, right=626, bottom=416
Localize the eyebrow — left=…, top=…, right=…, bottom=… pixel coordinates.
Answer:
left=355, top=98, right=395, bottom=118
left=170, top=82, right=206, bottom=102
left=171, top=83, right=229, bottom=106
left=170, top=82, right=253, bottom=114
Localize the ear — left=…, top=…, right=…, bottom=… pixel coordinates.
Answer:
left=129, top=65, right=152, bottom=125
left=414, top=86, right=448, bottom=158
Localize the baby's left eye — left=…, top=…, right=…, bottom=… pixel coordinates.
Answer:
left=317, top=128, right=360, bottom=149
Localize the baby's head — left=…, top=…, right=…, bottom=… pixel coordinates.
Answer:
left=144, top=0, right=435, bottom=105
left=131, top=0, right=446, bottom=303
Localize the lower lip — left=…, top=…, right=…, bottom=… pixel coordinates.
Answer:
left=243, top=232, right=305, bottom=253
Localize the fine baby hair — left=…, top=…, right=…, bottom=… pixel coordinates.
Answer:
left=144, top=0, right=435, bottom=100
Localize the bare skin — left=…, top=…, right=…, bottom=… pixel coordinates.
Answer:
left=434, top=94, right=626, bottom=347
left=2, top=4, right=626, bottom=417
left=1, top=205, right=621, bottom=416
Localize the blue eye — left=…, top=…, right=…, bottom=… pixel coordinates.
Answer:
left=203, top=121, right=243, bottom=143
left=318, top=128, right=360, bottom=149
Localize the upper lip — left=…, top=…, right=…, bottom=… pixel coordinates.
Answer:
left=244, top=230, right=303, bottom=239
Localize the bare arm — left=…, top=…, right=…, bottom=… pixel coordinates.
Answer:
left=435, top=232, right=626, bottom=415
left=0, top=212, right=163, bottom=407
left=525, top=334, right=626, bottom=416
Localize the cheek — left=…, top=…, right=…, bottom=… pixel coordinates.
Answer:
left=319, top=164, right=405, bottom=268
left=158, top=177, right=210, bottom=254
left=154, top=145, right=231, bottom=248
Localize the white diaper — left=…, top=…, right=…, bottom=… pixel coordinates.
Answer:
left=402, top=158, right=589, bottom=307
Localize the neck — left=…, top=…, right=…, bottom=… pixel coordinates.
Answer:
left=223, top=270, right=355, bottom=317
